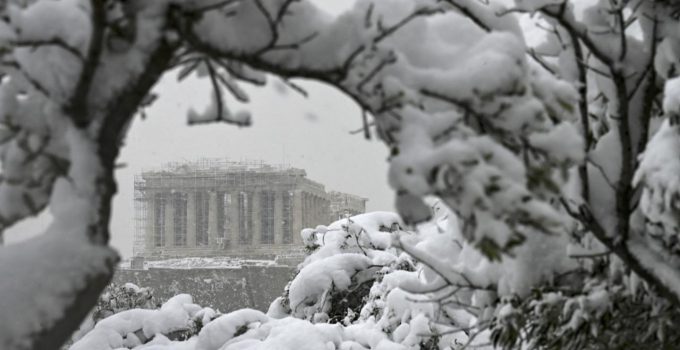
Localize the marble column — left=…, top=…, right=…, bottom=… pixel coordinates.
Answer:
left=208, top=191, right=218, bottom=248
left=251, top=190, right=261, bottom=245
left=144, top=193, right=155, bottom=253
left=229, top=192, right=240, bottom=248
left=274, top=190, right=283, bottom=245
left=165, top=194, right=175, bottom=247
left=293, top=191, right=303, bottom=245
left=187, top=192, right=196, bottom=247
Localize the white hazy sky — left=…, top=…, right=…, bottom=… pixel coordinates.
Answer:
left=111, top=77, right=393, bottom=258
left=5, top=0, right=397, bottom=258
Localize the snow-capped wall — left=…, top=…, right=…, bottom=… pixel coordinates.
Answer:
left=113, top=266, right=294, bottom=313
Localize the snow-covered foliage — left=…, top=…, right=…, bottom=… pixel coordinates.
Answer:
left=93, top=283, right=159, bottom=323
left=63, top=208, right=604, bottom=349
left=69, top=283, right=159, bottom=345
left=73, top=206, right=680, bottom=349
left=72, top=211, right=467, bottom=349
left=5, top=0, right=680, bottom=348
left=71, top=294, right=218, bottom=350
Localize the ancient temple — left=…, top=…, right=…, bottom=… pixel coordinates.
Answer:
left=133, top=159, right=367, bottom=260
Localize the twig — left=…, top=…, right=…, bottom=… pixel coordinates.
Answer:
left=11, top=39, right=85, bottom=62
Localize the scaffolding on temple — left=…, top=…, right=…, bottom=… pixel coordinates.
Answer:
left=132, top=158, right=300, bottom=257
left=132, top=158, right=364, bottom=260
left=132, top=176, right=147, bottom=257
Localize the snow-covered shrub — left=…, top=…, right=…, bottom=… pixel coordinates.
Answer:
left=71, top=294, right=219, bottom=350
left=73, top=205, right=680, bottom=349
left=94, top=283, right=159, bottom=323
left=71, top=211, right=469, bottom=349
left=68, top=283, right=160, bottom=345
left=270, top=211, right=460, bottom=348
left=283, top=213, right=403, bottom=320
left=486, top=271, right=680, bottom=350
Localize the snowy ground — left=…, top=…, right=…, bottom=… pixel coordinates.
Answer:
left=119, top=257, right=279, bottom=270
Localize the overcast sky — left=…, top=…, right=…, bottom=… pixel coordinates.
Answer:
left=111, top=78, right=393, bottom=257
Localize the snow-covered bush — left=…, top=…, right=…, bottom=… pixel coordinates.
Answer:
left=71, top=294, right=218, bottom=350
left=68, top=282, right=160, bottom=344
left=93, top=283, right=159, bottom=323
left=73, top=206, right=680, bottom=349
left=72, top=211, right=473, bottom=349
left=68, top=283, right=160, bottom=346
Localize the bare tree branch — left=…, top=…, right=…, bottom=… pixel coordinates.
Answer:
left=541, top=3, right=616, bottom=66
left=11, top=38, right=85, bottom=62
left=65, top=0, right=107, bottom=127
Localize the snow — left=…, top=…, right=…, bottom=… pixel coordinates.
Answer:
left=164, top=0, right=589, bottom=268
left=9, top=0, right=91, bottom=101
left=627, top=237, right=680, bottom=302
left=72, top=205, right=580, bottom=350
left=588, top=129, right=622, bottom=235
left=130, top=257, right=278, bottom=270
left=633, top=118, right=680, bottom=235
left=187, top=90, right=252, bottom=127
left=288, top=253, right=372, bottom=317
left=195, top=309, right=268, bottom=350
left=6, top=0, right=680, bottom=348
left=72, top=294, right=216, bottom=350
left=0, top=113, right=120, bottom=348
left=655, top=37, right=680, bottom=79
left=513, top=0, right=564, bottom=13
left=0, top=233, right=117, bottom=349
left=663, top=77, right=680, bottom=116
left=125, top=283, right=142, bottom=294
left=529, top=122, right=584, bottom=164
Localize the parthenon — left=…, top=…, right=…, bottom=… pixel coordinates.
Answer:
left=133, top=159, right=367, bottom=260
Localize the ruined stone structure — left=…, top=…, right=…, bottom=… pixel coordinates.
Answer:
left=114, top=265, right=295, bottom=313
left=133, top=159, right=367, bottom=259
left=329, top=191, right=368, bottom=222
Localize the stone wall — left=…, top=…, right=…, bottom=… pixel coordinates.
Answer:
left=113, top=266, right=296, bottom=313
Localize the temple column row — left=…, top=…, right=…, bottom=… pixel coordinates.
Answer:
left=164, top=194, right=175, bottom=247
left=251, top=191, right=261, bottom=245
left=274, top=191, right=284, bottom=245
left=186, top=192, right=196, bottom=248
left=208, top=192, right=218, bottom=247
left=227, top=192, right=240, bottom=248
left=146, top=189, right=307, bottom=253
